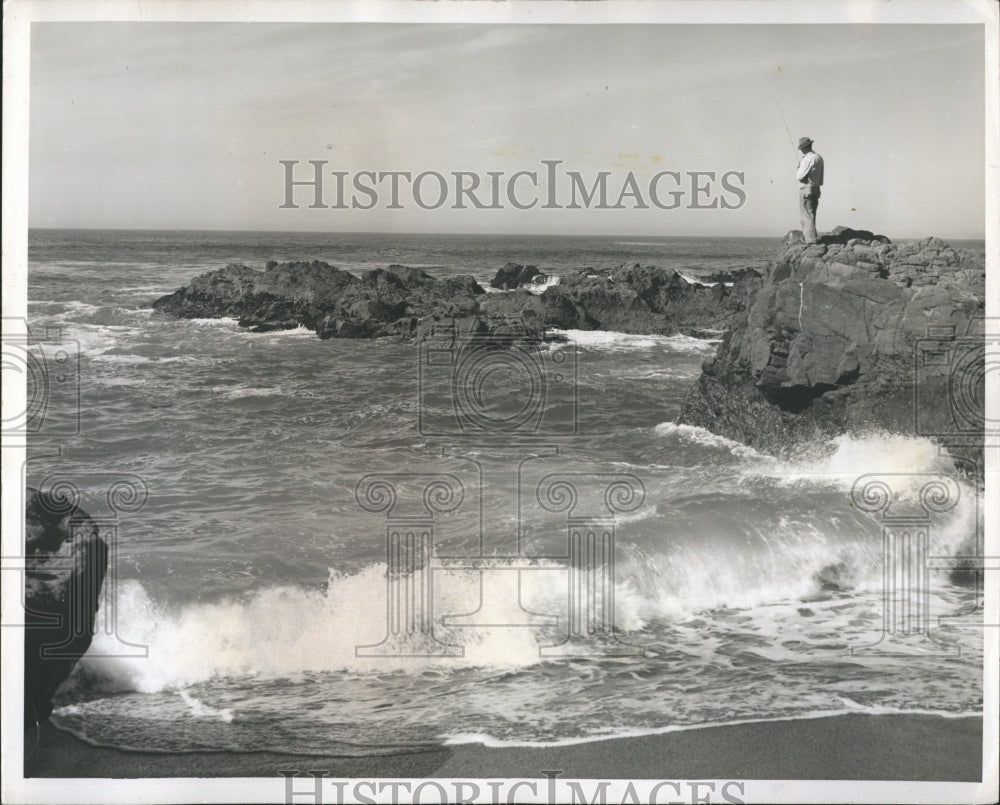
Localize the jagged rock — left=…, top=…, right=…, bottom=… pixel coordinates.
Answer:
left=24, top=487, right=107, bottom=728
left=679, top=227, right=986, bottom=463
left=700, top=268, right=764, bottom=284
left=490, top=263, right=547, bottom=290
left=821, top=226, right=892, bottom=246
left=154, top=261, right=487, bottom=340
left=154, top=259, right=757, bottom=343
left=524, top=263, right=757, bottom=335
left=887, top=237, right=986, bottom=289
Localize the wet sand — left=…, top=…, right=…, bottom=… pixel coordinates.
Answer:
left=22, top=713, right=983, bottom=781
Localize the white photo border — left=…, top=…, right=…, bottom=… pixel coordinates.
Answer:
left=3, top=1, right=997, bottom=803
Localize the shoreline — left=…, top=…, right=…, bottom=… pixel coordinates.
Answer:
left=23, top=712, right=983, bottom=781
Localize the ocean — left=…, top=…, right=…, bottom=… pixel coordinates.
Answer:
left=25, top=229, right=984, bottom=757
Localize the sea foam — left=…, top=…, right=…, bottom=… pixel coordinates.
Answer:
left=552, top=330, right=720, bottom=352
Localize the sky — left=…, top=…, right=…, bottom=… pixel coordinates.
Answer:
left=28, top=23, right=986, bottom=238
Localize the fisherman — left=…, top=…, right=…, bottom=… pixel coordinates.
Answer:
left=796, top=137, right=824, bottom=244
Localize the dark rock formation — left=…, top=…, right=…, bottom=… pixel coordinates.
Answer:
left=680, top=227, right=986, bottom=460
left=154, top=259, right=757, bottom=343
left=699, top=267, right=764, bottom=285
left=24, top=487, right=108, bottom=728
left=154, top=261, right=490, bottom=340
left=490, top=262, right=548, bottom=290
left=483, top=263, right=757, bottom=337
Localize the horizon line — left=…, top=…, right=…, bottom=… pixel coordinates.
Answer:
left=25, top=225, right=987, bottom=241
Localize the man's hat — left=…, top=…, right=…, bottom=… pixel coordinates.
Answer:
left=798, top=137, right=814, bottom=149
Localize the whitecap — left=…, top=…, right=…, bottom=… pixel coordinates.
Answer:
left=63, top=300, right=104, bottom=313
left=187, top=317, right=240, bottom=327
left=524, top=275, right=561, bottom=295
left=653, top=421, right=765, bottom=458
left=550, top=329, right=719, bottom=352
left=178, top=690, right=235, bottom=724
left=90, top=354, right=151, bottom=364
left=260, top=325, right=315, bottom=339
left=614, top=505, right=658, bottom=525
left=76, top=567, right=560, bottom=692
left=220, top=386, right=283, bottom=399
left=679, top=272, right=716, bottom=287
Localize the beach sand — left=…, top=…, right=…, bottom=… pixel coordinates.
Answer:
left=22, top=713, right=983, bottom=781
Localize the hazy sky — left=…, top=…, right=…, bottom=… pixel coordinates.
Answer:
left=29, top=23, right=985, bottom=238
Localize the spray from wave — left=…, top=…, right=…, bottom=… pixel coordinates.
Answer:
left=64, top=427, right=979, bottom=700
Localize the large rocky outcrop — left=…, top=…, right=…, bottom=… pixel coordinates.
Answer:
left=679, top=227, right=986, bottom=460
left=153, top=261, right=489, bottom=340
left=24, top=487, right=107, bottom=728
left=153, top=260, right=758, bottom=343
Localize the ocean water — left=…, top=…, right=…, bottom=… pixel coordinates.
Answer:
left=24, top=229, right=985, bottom=757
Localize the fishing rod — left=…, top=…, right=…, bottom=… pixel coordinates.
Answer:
left=773, top=96, right=799, bottom=159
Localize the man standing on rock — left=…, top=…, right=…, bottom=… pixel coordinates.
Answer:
left=796, top=136, right=824, bottom=243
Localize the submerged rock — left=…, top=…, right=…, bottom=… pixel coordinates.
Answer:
left=24, top=487, right=107, bottom=728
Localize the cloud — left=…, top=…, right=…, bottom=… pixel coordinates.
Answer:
left=28, top=22, right=985, bottom=236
